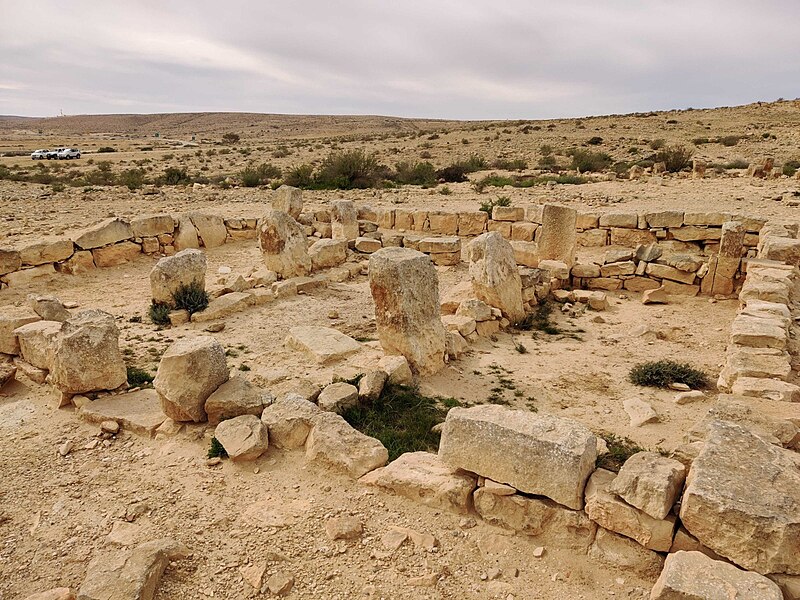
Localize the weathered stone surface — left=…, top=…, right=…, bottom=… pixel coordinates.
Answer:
left=680, top=420, right=800, bottom=574
left=73, top=218, right=133, bottom=250
left=19, top=238, right=74, bottom=266
left=439, top=405, right=597, bottom=510
left=760, top=236, right=800, bottom=267
left=60, top=250, right=95, bottom=274
left=317, top=382, right=359, bottom=413
left=599, top=213, right=638, bottom=228
left=610, top=452, right=686, bottom=520
left=354, top=236, right=382, bottom=253
left=309, top=239, right=347, bottom=270
left=358, top=370, right=387, bottom=401
left=78, top=389, right=167, bottom=437
left=130, top=214, right=174, bottom=238
left=0, top=248, right=22, bottom=275
left=188, top=213, right=227, bottom=249
left=378, top=355, right=413, bottom=386
left=172, top=217, right=199, bottom=251
left=191, top=291, right=255, bottom=322
left=15, top=320, right=61, bottom=369
left=205, top=376, right=273, bottom=425
left=473, top=488, right=597, bottom=551
left=610, top=227, right=657, bottom=246
left=272, top=185, right=303, bottom=219
left=468, top=232, right=525, bottom=323
left=623, top=397, right=658, bottom=426
left=23, top=588, right=75, bottom=600
left=260, top=393, right=320, bottom=449
left=642, top=286, right=669, bottom=303
left=718, top=346, right=791, bottom=388
left=28, top=294, right=70, bottom=322
left=153, top=336, right=229, bottom=422
left=419, top=236, right=461, bottom=254
left=456, top=298, right=493, bottom=322
left=0, top=360, right=16, bottom=390
left=331, top=200, right=359, bottom=240
left=491, top=206, right=524, bottom=221
left=536, top=204, right=577, bottom=266
left=646, top=211, right=684, bottom=228
left=214, top=414, right=269, bottom=461
left=92, top=241, right=141, bottom=267
left=600, top=260, right=636, bottom=277
left=588, top=528, right=664, bottom=577
left=50, top=310, right=126, bottom=394
left=258, top=209, right=312, bottom=278
left=306, top=411, right=388, bottom=478
left=361, top=451, right=476, bottom=513
left=285, top=326, right=361, bottom=364
left=671, top=226, right=723, bottom=242
left=76, top=538, right=188, bottom=600
left=571, top=263, right=602, bottom=278
left=584, top=469, right=676, bottom=552
left=646, top=263, right=697, bottom=284
left=650, top=551, right=783, bottom=600
left=730, top=314, right=787, bottom=350
left=369, top=248, right=447, bottom=376
left=0, top=308, right=40, bottom=355
left=731, top=377, right=800, bottom=402
left=150, top=248, right=207, bottom=305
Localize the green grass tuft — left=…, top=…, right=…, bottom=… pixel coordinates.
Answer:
left=126, top=366, right=154, bottom=388
left=148, top=301, right=171, bottom=326
left=208, top=437, right=228, bottom=459
left=596, top=433, right=645, bottom=472
left=172, top=282, right=209, bottom=315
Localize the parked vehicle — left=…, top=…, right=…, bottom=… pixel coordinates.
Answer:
left=30, top=149, right=50, bottom=160
left=57, top=148, right=81, bottom=159
left=47, top=148, right=66, bottom=159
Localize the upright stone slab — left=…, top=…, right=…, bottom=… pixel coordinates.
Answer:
left=468, top=232, right=525, bottom=323
left=149, top=249, right=207, bottom=305
left=272, top=185, right=303, bottom=220
left=702, top=221, right=745, bottom=296
left=188, top=213, right=227, bottom=249
left=537, top=204, right=578, bottom=266
left=331, top=200, right=359, bottom=241
left=50, top=310, right=127, bottom=395
left=438, top=405, right=597, bottom=510
left=680, top=420, right=800, bottom=574
left=368, top=248, right=447, bottom=376
left=258, top=209, right=311, bottom=279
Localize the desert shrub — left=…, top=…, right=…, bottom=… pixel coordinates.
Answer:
left=539, top=144, right=553, bottom=155
left=283, top=164, right=315, bottom=188
left=655, top=145, right=693, bottom=172
left=478, top=195, right=511, bottom=214
left=314, top=149, right=384, bottom=189
left=491, top=158, right=528, bottom=171
left=341, top=384, right=447, bottom=461
left=782, top=159, right=800, bottom=177
left=436, top=164, right=468, bottom=183
left=240, top=162, right=281, bottom=187
left=272, top=145, right=291, bottom=158
left=393, top=161, right=436, bottom=186
left=719, top=135, right=741, bottom=147
left=419, top=150, right=432, bottom=159
left=221, top=133, right=240, bottom=145
left=692, top=137, right=711, bottom=145
left=51, top=182, right=65, bottom=193
left=570, top=149, right=612, bottom=172
left=516, top=302, right=560, bottom=334
left=460, top=153, right=488, bottom=172
left=537, top=154, right=558, bottom=169
left=118, top=168, right=145, bottom=190
left=162, top=167, right=190, bottom=185
left=438, top=185, right=452, bottom=195
left=126, top=366, right=154, bottom=388
left=587, top=136, right=604, bottom=146
left=148, top=301, right=171, bottom=326
left=596, top=433, right=645, bottom=472
left=240, top=166, right=261, bottom=187
left=97, top=146, right=116, bottom=153
left=208, top=437, right=228, bottom=459
left=722, top=159, right=749, bottom=170
left=628, top=359, right=708, bottom=389
left=475, top=174, right=515, bottom=192
left=171, top=281, right=209, bottom=315
left=649, top=139, right=666, bottom=150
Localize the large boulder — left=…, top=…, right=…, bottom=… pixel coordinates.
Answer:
left=214, top=414, right=269, bottom=461
left=153, top=336, right=229, bottom=422
left=650, top=551, right=783, bottom=600
left=368, top=247, right=447, bottom=376
left=331, top=200, right=359, bottom=240
left=173, top=218, right=200, bottom=251
left=258, top=209, right=311, bottom=278
left=204, top=376, right=273, bottom=425
left=272, top=185, right=303, bottom=220
left=438, top=405, right=597, bottom=510
left=260, top=393, right=320, bottom=449
left=468, top=232, right=525, bottom=323
left=130, top=214, right=174, bottom=238
left=309, top=239, right=347, bottom=270
left=50, top=310, right=127, bottom=394
left=150, top=249, right=207, bottom=305
left=680, top=420, right=800, bottom=574
left=19, top=238, right=74, bottom=266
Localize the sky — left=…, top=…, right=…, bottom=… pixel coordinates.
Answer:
left=1, top=0, right=799, bottom=120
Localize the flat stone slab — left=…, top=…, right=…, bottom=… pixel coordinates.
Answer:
left=285, top=326, right=361, bottom=364
left=78, top=389, right=167, bottom=437
left=191, top=292, right=255, bottom=323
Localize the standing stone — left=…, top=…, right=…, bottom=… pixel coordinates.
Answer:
left=702, top=220, right=745, bottom=296
left=651, top=551, right=782, bottom=600
left=149, top=249, right=207, bottom=305
left=680, top=420, right=800, bottom=574
left=258, top=209, right=311, bottom=279
left=50, top=310, right=127, bottom=394
left=272, top=185, right=303, bottom=220
left=537, top=204, right=578, bottom=266
left=154, top=336, right=229, bottom=422
left=173, top=217, right=200, bottom=251
left=692, top=159, right=707, bottom=179
left=188, top=213, right=227, bottom=249
left=438, top=405, right=597, bottom=510
left=468, top=232, right=525, bottom=323
left=368, top=248, right=447, bottom=376
left=331, top=200, right=359, bottom=241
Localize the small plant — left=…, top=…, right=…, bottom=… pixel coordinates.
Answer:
left=438, top=185, right=452, bottom=195
left=517, top=302, right=561, bottom=335
left=479, top=195, right=511, bottom=214
left=238, top=364, right=251, bottom=372
left=628, top=359, right=708, bottom=389
left=171, top=282, right=209, bottom=315
left=162, top=167, right=190, bottom=185
left=587, top=136, right=604, bottom=146
left=129, top=315, right=142, bottom=323
left=208, top=437, right=228, bottom=459
left=118, top=168, right=145, bottom=190
left=569, top=149, right=613, bottom=172
left=655, top=145, right=693, bottom=172
left=393, top=161, right=436, bottom=186
left=221, top=133, right=240, bottom=145
left=97, top=146, right=116, bottom=153
left=514, top=341, right=528, bottom=354
left=649, top=138, right=666, bottom=150
left=126, top=366, right=154, bottom=388
left=148, top=301, right=171, bottom=326
left=596, top=433, right=645, bottom=472
left=283, top=164, right=314, bottom=188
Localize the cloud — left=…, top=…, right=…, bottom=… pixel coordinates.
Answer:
left=1, top=0, right=799, bottom=118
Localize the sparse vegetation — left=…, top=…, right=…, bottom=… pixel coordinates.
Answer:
left=208, top=437, right=228, bottom=459
left=221, top=133, right=240, bottom=145
left=628, top=359, right=708, bottom=389
left=655, top=144, right=693, bottom=172
left=126, top=366, right=154, bottom=388
left=596, top=433, right=645, bottom=472
left=172, top=282, right=209, bottom=315
left=569, top=149, right=612, bottom=172
left=148, top=301, right=171, bottom=326
left=479, top=195, right=511, bottom=214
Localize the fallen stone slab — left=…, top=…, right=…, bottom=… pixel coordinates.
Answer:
left=731, top=377, right=800, bottom=402
left=285, top=326, right=361, bottom=364
left=317, top=382, right=359, bottom=413
left=438, top=405, right=596, bottom=510
left=204, top=376, right=273, bottom=425
left=0, top=361, right=16, bottom=390
left=214, top=414, right=269, bottom=461
left=730, top=314, right=788, bottom=350
left=0, top=308, right=40, bottom=354
left=587, top=527, right=664, bottom=577
left=28, top=294, right=71, bottom=322
left=191, top=291, right=255, bottom=322
left=72, top=218, right=133, bottom=250
left=680, top=420, right=800, bottom=574
left=610, top=451, right=686, bottom=520
left=360, top=451, right=477, bottom=514
left=718, top=346, right=791, bottom=389
left=78, top=389, right=167, bottom=437
left=650, top=551, right=782, bottom=600
left=305, top=411, right=388, bottom=478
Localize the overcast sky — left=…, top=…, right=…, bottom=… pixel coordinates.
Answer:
left=1, top=0, right=799, bottom=120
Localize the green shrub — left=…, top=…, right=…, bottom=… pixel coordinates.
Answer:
left=655, top=145, right=693, bottom=172
left=570, top=149, right=612, bottom=172
left=148, top=301, right=171, bottom=326
left=221, top=133, right=240, bottom=145
left=162, top=167, right=190, bottom=185
left=479, top=195, right=511, bottom=214
left=516, top=302, right=560, bottom=334
left=537, top=154, right=558, bottom=169
left=208, top=437, right=228, bottom=458
left=126, top=366, right=154, bottom=388
left=782, top=159, right=800, bottom=177
left=491, top=158, right=528, bottom=171
left=283, top=164, right=314, bottom=188
left=272, top=145, right=291, bottom=158
left=587, top=136, right=604, bottom=146
left=692, top=137, right=711, bottom=145
left=240, top=166, right=261, bottom=187
left=539, top=144, right=553, bottom=155
left=341, top=384, right=447, bottom=461
left=436, top=164, right=469, bottom=183
left=438, top=185, right=452, bottom=195
left=649, top=139, right=666, bottom=150
left=97, top=146, right=116, bottom=153
left=596, top=433, right=645, bottom=472
left=393, top=161, right=436, bottom=185
left=722, top=159, right=749, bottom=170
left=628, top=359, right=708, bottom=389
left=719, top=135, right=740, bottom=147
left=118, top=168, right=144, bottom=190
left=171, top=281, right=208, bottom=315
left=314, top=149, right=385, bottom=189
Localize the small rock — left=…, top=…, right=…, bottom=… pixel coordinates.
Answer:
left=100, top=420, right=120, bottom=434
left=204, top=322, right=225, bottom=333
left=674, top=390, right=705, bottom=405
left=642, top=287, right=668, bottom=305
left=328, top=310, right=340, bottom=319
left=218, top=266, right=232, bottom=274
left=533, top=546, right=545, bottom=558
left=266, top=572, right=294, bottom=596
left=325, top=516, right=363, bottom=541
left=623, top=398, right=658, bottom=427
left=58, top=441, right=73, bottom=457
left=206, top=457, right=221, bottom=467
left=668, top=382, right=691, bottom=391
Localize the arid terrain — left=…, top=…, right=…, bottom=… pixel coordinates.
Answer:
left=1, top=102, right=800, bottom=599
